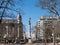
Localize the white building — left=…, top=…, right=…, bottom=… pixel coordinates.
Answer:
left=36, top=19, right=44, bottom=40
left=35, top=15, right=60, bottom=40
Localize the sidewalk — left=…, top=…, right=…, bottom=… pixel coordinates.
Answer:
left=25, top=43, right=59, bottom=45
left=25, top=43, right=33, bottom=45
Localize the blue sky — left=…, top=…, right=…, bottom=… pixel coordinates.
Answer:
left=21, top=0, right=49, bottom=32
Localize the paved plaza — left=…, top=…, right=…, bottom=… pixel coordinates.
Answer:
left=25, top=43, right=59, bottom=45
left=0, top=43, right=60, bottom=45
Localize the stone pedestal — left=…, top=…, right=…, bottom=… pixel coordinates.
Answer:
left=28, top=38, right=32, bottom=43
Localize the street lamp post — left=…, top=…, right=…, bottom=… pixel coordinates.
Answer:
left=52, top=27, right=55, bottom=45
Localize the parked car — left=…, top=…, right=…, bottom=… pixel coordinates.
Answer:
left=20, top=39, right=25, bottom=44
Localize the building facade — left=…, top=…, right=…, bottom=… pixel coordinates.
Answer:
left=36, top=19, right=44, bottom=40
left=35, top=16, right=60, bottom=41
left=0, top=13, right=23, bottom=42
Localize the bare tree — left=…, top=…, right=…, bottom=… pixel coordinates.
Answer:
left=34, top=25, right=40, bottom=40
left=37, top=0, right=60, bottom=16
left=0, top=0, right=23, bottom=23
left=43, top=25, right=52, bottom=45
left=44, top=26, right=52, bottom=42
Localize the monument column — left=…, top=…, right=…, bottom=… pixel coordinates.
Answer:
left=28, top=18, right=32, bottom=43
